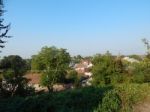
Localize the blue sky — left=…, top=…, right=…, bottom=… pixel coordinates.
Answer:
left=2, top=0, right=150, bottom=58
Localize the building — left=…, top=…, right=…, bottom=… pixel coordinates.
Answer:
left=25, top=73, right=73, bottom=92
left=74, top=59, right=93, bottom=77
left=74, top=59, right=93, bottom=86
left=123, top=57, right=140, bottom=63
left=25, top=73, right=47, bottom=91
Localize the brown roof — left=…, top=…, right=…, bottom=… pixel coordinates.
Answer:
left=25, top=73, right=41, bottom=84
left=75, top=63, right=87, bottom=68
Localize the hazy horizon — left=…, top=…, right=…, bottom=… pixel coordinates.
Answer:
left=1, top=0, right=150, bottom=58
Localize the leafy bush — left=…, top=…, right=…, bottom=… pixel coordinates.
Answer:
left=115, top=83, right=150, bottom=112
left=94, top=90, right=121, bottom=112
left=0, top=86, right=112, bottom=112
left=1, top=83, right=150, bottom=112
left=0, top=55, right=31, bottom=97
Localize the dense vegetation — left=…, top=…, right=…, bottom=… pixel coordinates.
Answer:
left=1, top=0, right=150, bottom=111
left=0, top=39, right=150, bottom=112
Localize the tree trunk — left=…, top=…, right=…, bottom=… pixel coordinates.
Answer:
left=11, top=85, right=18, bottom=97
left=47, top=85, right=53, bottom=93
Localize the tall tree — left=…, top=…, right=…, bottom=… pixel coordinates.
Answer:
left=0, top=0, right=10, bottom=50
left=32, top=46, right=71, bottom=92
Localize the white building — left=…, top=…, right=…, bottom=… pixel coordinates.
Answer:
left=123, top=57, right=139, bottom=63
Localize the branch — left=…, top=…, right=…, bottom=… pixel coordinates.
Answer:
left=0, top=39, right=6, bottom=43
left=0, top=45, right=4, bottom=48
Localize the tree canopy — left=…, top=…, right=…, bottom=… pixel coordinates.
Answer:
left=31, top=46, right=71, bottom=91
left=0, top=0, right=11, bottom=50
left=92, top=52, right=125, bottom=86
left=0, top=55, right=28, bottom=97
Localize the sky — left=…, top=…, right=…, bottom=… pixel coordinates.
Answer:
left=1, top=0, right=150, bottom=58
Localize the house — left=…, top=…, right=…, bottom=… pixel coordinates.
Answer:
left=74, top=59, right=93, bottom=86
left=74, top=59, right=93, bottom=77
left=24, top=73, right=47, bottom=91
left=25, top=73, right=73, bottom=92
left=123, top=57, right=140, bottom=63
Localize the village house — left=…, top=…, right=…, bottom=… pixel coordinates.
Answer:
left=74, top=59, right=93, bottom=86
left=25, top=73, right=73, bottom=92
left=123, top=57, right=140, bottom=63
left=25, top=73, right=47, bottom=91
left=24, top=59, right=94, bottom=91
left=74, top=59, right=93, bottom=77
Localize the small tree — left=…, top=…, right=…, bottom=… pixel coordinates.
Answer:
left=0, top=55, right=28, bottom=97
left=0, top=0, right=11, bottom=50
left=92, top=52, right=115, bottom=86
left=92, top=52, right=125, bottom=86
left=66, top=70, right=81, bottom=87
left=32, top=46, right=71, bottom=92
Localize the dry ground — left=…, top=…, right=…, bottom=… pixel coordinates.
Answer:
left=133, top=100, right=150, bottom=112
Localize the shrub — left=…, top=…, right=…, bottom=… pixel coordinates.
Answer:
left=115, top=83, right=150, bottom=112
left=94, top=90, right=121, bottom=112
left=0, top=86, right=111, bottom=112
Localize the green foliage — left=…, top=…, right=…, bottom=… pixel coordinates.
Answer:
left=115, top=83, right=150, bottom=112
left=41, top=68, right=66, bottom=90
left=0, top=55, right=27, bottom=75
left=94, top=90, right=121, bottom=112
left=31, top=46, right=71, bottom=91
left=131, top=58, right=150, bottom=83
left=71, top=55, right=83, bottom=63
left=92, top=53, right=114, bottom=85
left=0, top=55, right=31, bottom=97
left=0, top=97, right=24, bottom=112
left=1, top=83, right=150, bottom=112
left=1, top=41, right=150, bottom=112
left=94, top=83, right=150, bottom=112
left=66, top=70, right=78, bottom=84
left=92, top=52, right=125, bottom=86
left=0, top=86, right=111, bottom=112
left=114, top=57, right=124, bottom=73
left=66, top=70, right=83, bottom=88
left=25, top=59, right=32, bottom=71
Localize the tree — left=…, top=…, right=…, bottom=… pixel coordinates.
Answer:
left=114, top=56, right=124, bottom=73
left=72, top=55, right=83, bottom=63
left=25, top=59, right=31, bottom=71
left=92, top=52, right=115, bottom=85
left=142, top=38, right=150, bottom=59
left=0, top=55, right=29, bottom=97
left=92, top=52, right=125, bottom=86
left=129, top=54, right=142, bottom=61
left=0, top=0, right=11, bottom=50
left=31, top=46, right=71, bottom=92
left=66, top=69, right=81, bottom=87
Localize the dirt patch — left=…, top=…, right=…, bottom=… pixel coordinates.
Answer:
left=24, top=72, right=41, bottom=84
left=133, top=100, right=150, bottom=112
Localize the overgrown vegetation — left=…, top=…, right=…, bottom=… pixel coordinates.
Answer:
left=0, top=86, right=112, bottom=112
left=0, top=55, right=34, bottom=97
left=0, top=39, right=150, bottom=112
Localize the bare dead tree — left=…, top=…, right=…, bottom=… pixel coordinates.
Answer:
left=142, top=38, right=150, bottom=58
